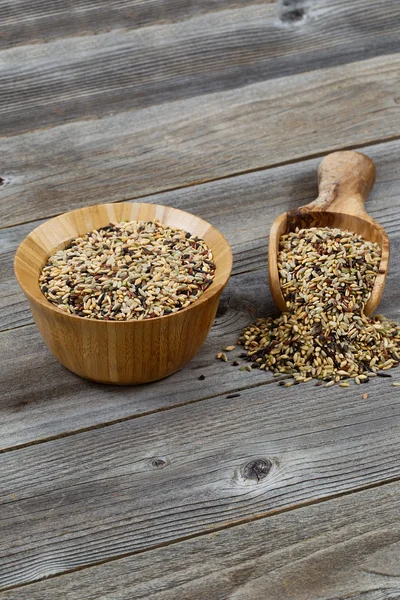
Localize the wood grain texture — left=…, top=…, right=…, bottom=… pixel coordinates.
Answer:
left=0, top=0, right=262, bottom=49
left=0, top=268, right=274, bottom=449
left=3, top=141, right=400, bottom=447
left=268, top=151, right=389, bottom=315
left=3, top=138, right=400, bottom=333
left=2, top=0, right=400, bottom=136
left=2, top=3, right=400, bottom=596
left=3, top=480, right=400, bottom=599
left=2, top=52, right=400, bottom=228
left=1, top=371, right=400, bottom=589
left=14, top=202, right=232, bottom=384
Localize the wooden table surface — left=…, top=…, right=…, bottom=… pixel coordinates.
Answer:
left=2, top=1, right=400, bottom=597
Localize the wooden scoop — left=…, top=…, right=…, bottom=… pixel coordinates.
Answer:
left=268, top=150, right=389, bottom=316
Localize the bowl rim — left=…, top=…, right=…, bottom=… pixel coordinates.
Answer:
left=14, top=201, right=233, bottom=324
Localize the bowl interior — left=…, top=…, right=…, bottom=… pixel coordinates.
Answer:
left=15, top=202, right=233, bottom=317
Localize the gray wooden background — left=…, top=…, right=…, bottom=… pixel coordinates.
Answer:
left=1, top=0, right=400, bottom=597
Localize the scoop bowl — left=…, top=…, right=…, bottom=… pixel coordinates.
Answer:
left=268, top=151, right=389, bottom=316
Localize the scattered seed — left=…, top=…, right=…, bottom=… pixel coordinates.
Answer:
left=363, top=393, right=369, bottom=399
left=223, top=346, right=236, bottom=352
left=339, top=382, right=349, bottom=387
left=392, top=382, right=400, bottom=387
left=232, top=361, right=239, bottom=366
left=246, top=365, right=252, bottom=372
left=198, top=375, right=206, bottom=381
left=226, top=393, right=241, bottom=398
left=220, top=226, right=400, bottom=387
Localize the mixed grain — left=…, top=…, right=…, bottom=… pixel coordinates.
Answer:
left=39, top=220, right=215, bottom=320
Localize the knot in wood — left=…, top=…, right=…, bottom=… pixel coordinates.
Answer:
left=151, top=458, right=168, bottom=469
left=279, top=0, right=308, bottom=25
left=243, top=459, right=272, bottom=482
left=281, top=7, right=305, bottom=22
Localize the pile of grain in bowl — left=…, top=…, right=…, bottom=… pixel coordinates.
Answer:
left=218, top=226, right=400, bottom=387
left=39, top=220, right=215, bottom=320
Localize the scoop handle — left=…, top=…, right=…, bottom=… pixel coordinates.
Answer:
left=305, top=151, right=376, bottom=218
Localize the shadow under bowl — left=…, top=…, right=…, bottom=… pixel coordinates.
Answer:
left=14, top=202, right=233, bottom=384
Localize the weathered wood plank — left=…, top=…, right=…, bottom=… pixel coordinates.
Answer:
left=2, top=241, right=400, bottom=449
left=1, top=371, right=400, bottom=589
left=0, top=268, right=273, bottom=449
left=3, top=138, right=400, bottom=332
left=0, top=0, right=260, bottom=49
left=3, top=480, right=400, bottom=599
left=2, top=1, right=400, bottom=136
left=2, top=139, right=400, bottom=448
left=1, top=53, right=400, bottom=227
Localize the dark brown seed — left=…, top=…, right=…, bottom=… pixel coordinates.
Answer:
left=198, top=375, right=206, bottom=381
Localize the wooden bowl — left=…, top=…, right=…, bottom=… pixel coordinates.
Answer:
left=14, top=203, right=233, bottom=384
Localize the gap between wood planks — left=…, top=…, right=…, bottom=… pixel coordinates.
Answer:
left=3, top=0, right=400, bottom=136
left=2, top=473, right=400, bottom=595
left=2, top=52, right=400, bottom=227
left=0, top=377, right=289, bottom=455
left=3, top=133, right=400, bottom=232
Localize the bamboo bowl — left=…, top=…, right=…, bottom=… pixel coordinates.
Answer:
left=14, top=203, right=233, bottom=384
